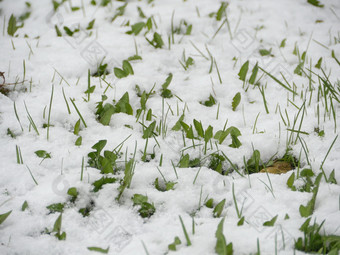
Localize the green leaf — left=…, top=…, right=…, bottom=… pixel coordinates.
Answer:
left=259, top=48, right=272, bottom=56
left=213, top=199, right=226, bottom=218
left=315, top=57, right=322, bottom=69
left=21, top=201, right=28, bottom=211
left=193, top=119, right=204, bottom=138
left=215, top=217, right=233, bottom=255
left=300, top=169, right=314, bottom=177
left=114, top=67, right=127, bottom=79
left=98, top=104, right=115, bottom=125
left=226, top=127, right=242, bottom=148
left=63, top=26, right=74, bottom=36
left=87, top=246, right=110, bottom=253
left=216, top=2, right=228, bottom=21
left=280, top=39, right=286, bottom=48
left=307, top=0, right=324, bottom=7
left=172, top=114, right=184, bottom=131
left=238, top=61, right=249, bottom=81
left=75, top=136, right=82, bottom=146
left=55, top=25, right=62, bottom=37
left=168, top=236, right=181, bottom=251
left=74, top=119, right=81, bottom=135
left=92, top=140, right=107, bottom=153
left=0, top=211, right=12, bottom=225
left=153, top=32, right=164, bottom=48
left=115, top=92, right=133, bottom=115
left=179, top=154, right=190, bottom=168
left=201, top=94, right=216, bottom=107
left=237, top=216, right=245, bottom=226
left=128, top=22, right=145, bottom=35
left=154, top=178, right=176, bottom=192
left=328, top=170, right=337, bottom=184
left=7, top=14, right=18, bottom=36
left=231, top=92, right=241, bottom=111
left=249, top=63, right=258, bottom=85
left=214, top=130, right=229, bottom=144
left=138, top=202, right=155, bottom=218
left=67, top=187, right=78, bottom=199
left=287, top=172, right=295, bottom=189
left=86, top=19, right=95, bottom=30
left=87, top=246, right=110, bottom=254
left=205, top=198, right=214, bottom=208
left=122, top=60, right=134, bottom=75
left=204, top=125, right=213, bottom=144
left=137, top=7, right=146, bottom=18
left=93, top=177, right=117, bottom=192
left=263, top=215, right=278, bottom=226
left=46, top=203, right=64, bottom=213
left=161, top=73, right=173, bottom=90
left=35, top=150, right=51, bottom=159
left=52, top=213, right=63, bottom=233
left=127, top=55, right=142, bottom=61
left=132, top=194, right=148, bottom=206
left=142, top=121, right=156, bottom=139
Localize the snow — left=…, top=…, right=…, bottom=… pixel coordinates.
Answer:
left=0, top=0, right=340, bottom=254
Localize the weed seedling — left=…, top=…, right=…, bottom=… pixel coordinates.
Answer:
left=131, top=194, right=155, bottom=218
left=0, top=211, right=12, bottom=225
left=215, top=217, right=233, bottom=255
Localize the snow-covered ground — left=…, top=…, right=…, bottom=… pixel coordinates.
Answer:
left=0, top=0, right=340, bottom=254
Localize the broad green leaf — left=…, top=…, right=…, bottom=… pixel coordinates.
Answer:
left=231, top=92, right=241, bottom=111
left=47, top=203, right=64, bottom=213
left=204, top=125, right=213, bottom=144
left=21, top=201, right=28, bottom=211
left=75, top=136, right=82, bottom=146
left=122, top=60, right=134, bottom=75
left=286, top=172, right=295, bottom=189
left=307, top=0, right=324, bottom=7
left=280, top=39, right=286, bottom=48
left=215, top=217, right=233, bottom=255
left=91, top=140, right=107, bottom=153
left=193, top=119, right=204, bottom=138
left=153, top=32, right=164, bottom=48
left=179, top=154, right=190, bottom=168
left=128, top=22, right=145, bottom=35
left=259, top=48, right=272, bottom=56
left=52, top=213, right=63, bottom=233
left=0, top=211, right=12, bottom=225
left=172, top=114, right=184, bottom=131
left=67, top=187, right=78, bottom=198
left=93, top=177, right=117, bottom=192
left=161, top=73, right=173, bottom=89
left=86, top=19, right=95, bottom=30
left=249, top=63, right=258, bottom=84
left=238, top=61, right=249, bottom=81
left=74, top=119, right=81, bottom=135
left=216, top=2, right=228, bottom=21
left=35, top=150, right=51, bottom=159
left=205, top=198, right=214, bottom=208
left=214, top=130, right=229, bottom=144
left=168, top=236, right=181, bottom=251
left=142, top=121, right=156, bottom=139
left=263, top=215, right=278, bottom=226
left=114, top=67, right=127, bottom=78
left=213, top=199, right=226, bottom=218
left=98, top=104, right=115, bottom=125
left=132, top=194, right=148, bottom=206
left=7, top=15, right=18, bottom=36
left=315, top=57, right=322, bottom=69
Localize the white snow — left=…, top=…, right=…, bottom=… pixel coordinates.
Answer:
left=0, top=0, right=340, bottom=254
